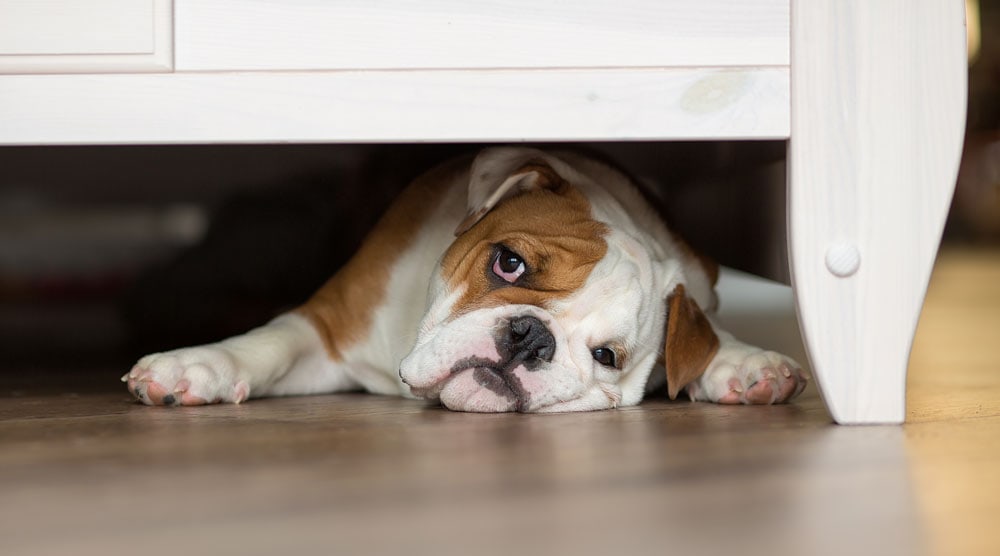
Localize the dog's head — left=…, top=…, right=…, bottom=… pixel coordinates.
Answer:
left=399, top=148, right=719, bottom=412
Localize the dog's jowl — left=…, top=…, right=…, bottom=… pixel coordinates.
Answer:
left=124, top=147, right=808, bottom=412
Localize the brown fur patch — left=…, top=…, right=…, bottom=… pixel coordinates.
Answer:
left=296, top=158, right=466, bottom=360
left=441, top=186, right=608, bottom=317
left=664, top=284, right=719, bottom=399
left=517, top=161, right=568, bottom=191
left=454, top=160, right=569, bottom=236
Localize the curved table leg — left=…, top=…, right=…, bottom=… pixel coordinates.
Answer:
left=787, top=0, right=967, bottom=423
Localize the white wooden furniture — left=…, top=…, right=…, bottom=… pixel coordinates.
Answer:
left=0, top=0, right=967, bottom=423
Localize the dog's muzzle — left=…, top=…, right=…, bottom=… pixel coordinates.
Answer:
left=398, top=312, right=558, bottom=400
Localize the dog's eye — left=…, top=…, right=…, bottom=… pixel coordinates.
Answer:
left=592, top=347, right=617, bottom=368
left=492, top=247, right=526, bottom=283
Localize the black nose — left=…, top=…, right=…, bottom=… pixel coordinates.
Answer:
left=506, top=316, right=556, bottom=365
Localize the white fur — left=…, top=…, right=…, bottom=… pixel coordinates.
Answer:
left=127, top=313, right=351, bottom=403
left=127, top=147, right=804, bottom=411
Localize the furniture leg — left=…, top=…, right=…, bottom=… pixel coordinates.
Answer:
left=787, top=0, right=967, bottom=423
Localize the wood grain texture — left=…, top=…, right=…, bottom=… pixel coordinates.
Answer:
left=905, top=248, right=1000, bottom=556
left=0, top=0, right=173, bottom=74
left=787, top=0, right=967, bottom=423
left=175, top=0, right=788, bottom=71
left=0, top=395, right=916, bottom=556
left=1, top=247, right=998, bottom=556
left=0, top=67, right=789, bottom=144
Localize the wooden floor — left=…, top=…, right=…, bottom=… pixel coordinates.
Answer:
left=1, top=247, right=998, bottom=556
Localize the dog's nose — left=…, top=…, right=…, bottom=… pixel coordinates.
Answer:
left=507, top=316, right=556, bottom=364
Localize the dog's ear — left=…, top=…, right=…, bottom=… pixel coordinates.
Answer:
left=455, top=147, right=568, bottom=235
left=664, top=284, right=720, bottom=400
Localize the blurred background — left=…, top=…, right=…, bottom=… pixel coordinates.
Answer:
left=0, top=2, right=997, bottom=391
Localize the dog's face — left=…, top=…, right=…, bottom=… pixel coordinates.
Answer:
left=399, top=148, right=719, bottom=412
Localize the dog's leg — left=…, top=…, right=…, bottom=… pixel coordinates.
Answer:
left=123, top=313, right=355, bottom=405
left=685, top=322, right=809, bottom=405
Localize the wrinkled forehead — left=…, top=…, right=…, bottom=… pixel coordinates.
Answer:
left=551, top=229, right=661, bottom=337
left=439, top=187, right=609, bottom=317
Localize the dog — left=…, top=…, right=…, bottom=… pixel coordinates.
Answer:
left=122, top=147, right=807, bottom=412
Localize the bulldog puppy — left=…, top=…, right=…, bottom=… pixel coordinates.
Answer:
left=123, top=147, right=808, bottom=412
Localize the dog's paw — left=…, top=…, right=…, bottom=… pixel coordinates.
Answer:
left=685, top=349, right=808, bottom=405
left=122, top=347, right=250, bottom=406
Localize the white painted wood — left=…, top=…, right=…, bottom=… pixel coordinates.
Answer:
left=0, top=0, right=173, bottom=74
left=0, top=67, right=789, bottom=145
left=0, top=0, right=153, bottom=54
left=174, top=0, right=788, bottom=71
left=788, top=0, right=967, bottom=424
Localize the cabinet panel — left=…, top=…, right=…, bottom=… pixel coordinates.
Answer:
left=176, top=0, right=788, bottom=71
left=0, top=0, right=173, bottom=74
left=0, top=68, right=789, bottom=144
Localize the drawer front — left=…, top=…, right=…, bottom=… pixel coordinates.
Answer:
left=0, top=0, right=172, bottom=73
left=176, top=0, right=788, bottom=71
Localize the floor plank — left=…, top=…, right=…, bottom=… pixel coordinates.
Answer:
left=905, top=248, right=1000, bottom=556
left=1, top=247, right=997, bottom=556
